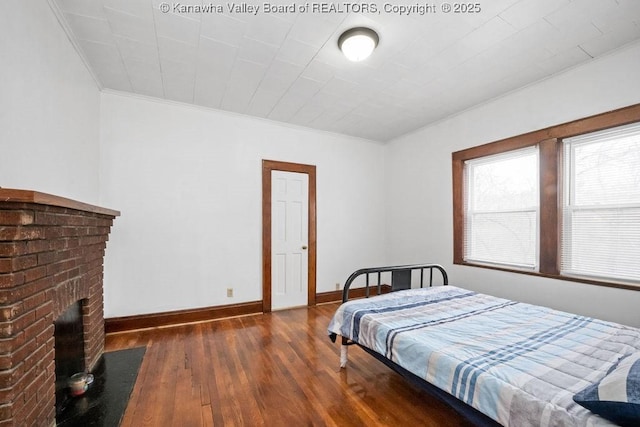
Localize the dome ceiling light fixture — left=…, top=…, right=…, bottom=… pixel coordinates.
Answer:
left=338, top=27, right=379, bottom=62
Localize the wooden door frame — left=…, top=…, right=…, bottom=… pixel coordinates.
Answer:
left=262, top=160, right=317, bottom=313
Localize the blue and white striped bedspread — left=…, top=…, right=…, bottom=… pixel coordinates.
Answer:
left=327, top=286, right=640, bottom=426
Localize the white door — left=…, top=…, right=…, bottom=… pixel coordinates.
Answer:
left=271, top=170, right=309, bottom=310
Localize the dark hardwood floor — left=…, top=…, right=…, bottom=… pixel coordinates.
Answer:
left=105, top=303, right=471, bottom=426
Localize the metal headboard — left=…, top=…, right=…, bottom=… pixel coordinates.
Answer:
left=341, top=263, right=448, bottom=303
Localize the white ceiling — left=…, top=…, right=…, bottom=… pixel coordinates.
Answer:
left=50, top=0, right=640, bottom=142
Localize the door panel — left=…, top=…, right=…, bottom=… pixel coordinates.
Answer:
left=271, top=170, right=309, bottom=310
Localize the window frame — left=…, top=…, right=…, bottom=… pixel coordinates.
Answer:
left=463, top=146, right=541, bottom=270
left=452, top=103, right=640, bottom=292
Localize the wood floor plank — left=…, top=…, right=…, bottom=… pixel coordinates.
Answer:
left=106, top=304, right=473, bottom=426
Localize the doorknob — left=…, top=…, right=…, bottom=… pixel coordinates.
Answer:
left=302, top=245, right=308, bottom=250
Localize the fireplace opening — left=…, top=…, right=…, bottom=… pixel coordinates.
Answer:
left=54, top=301, right=86, bottom=416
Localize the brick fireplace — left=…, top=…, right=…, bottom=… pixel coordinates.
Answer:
left=0, top=189, right=118, bottom=426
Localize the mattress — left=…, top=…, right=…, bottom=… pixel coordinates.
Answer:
left=328, top=286, right=640, bottom=426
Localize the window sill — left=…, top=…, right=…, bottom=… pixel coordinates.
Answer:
left=454, top=261, right=640, bottom=292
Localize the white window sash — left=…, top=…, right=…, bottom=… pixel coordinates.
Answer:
left=561, top=122, right=640, bottom=286
left=464, top=146, right=539, bottom=270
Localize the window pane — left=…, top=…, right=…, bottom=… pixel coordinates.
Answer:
left=470, top=151, right=538, bottom=211
left=467, top=211, right=537, bottom=267
left=572, top=132, right=640, bottom=206
left=563, top=208, right=640, bottom=282
left=464, top=147, right=539, bottom=269
left=562, top=122, right=640, bottom=285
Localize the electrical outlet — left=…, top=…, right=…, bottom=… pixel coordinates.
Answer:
left=226, top=288, right=233, bottom=298
left=335, top=282, right=341, bottom=290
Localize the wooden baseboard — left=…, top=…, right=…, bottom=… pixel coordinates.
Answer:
left=105, top=286, right=393, bottom=334
left=105, top=300, right=263, bottom=334
left=315, top=290, right=343, bottom=304
left=316, top=285, right=392, bottom=304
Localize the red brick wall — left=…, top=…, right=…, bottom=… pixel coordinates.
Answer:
left=0, top=202, right=116, bottom=427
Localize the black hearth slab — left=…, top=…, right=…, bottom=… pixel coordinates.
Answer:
left=57, top=346, right=146, bottom=427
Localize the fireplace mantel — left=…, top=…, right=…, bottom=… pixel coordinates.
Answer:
left=0, top=188, right=120, bottom=217
left=0, top=188, right=119, bottom=426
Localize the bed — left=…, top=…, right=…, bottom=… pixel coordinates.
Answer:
left=328, top=264, right=640, bottom=427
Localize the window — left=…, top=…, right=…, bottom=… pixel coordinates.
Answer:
left=452, top=103, right=640, bottom=291
left=562, top=123, right=640, bottom=284
left=464, top=147, right=539, bottom=269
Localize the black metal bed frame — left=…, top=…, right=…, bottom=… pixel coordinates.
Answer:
left=341, top=263, right=449, bottom=303
left=334, top=263, right=502, bottom=427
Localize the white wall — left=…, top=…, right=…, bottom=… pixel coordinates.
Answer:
left=7, top=2, right=639, bottom=326
left=386, top=41, right=640, bottom=327
left=99, top=92, right=387, bottom=317
left=0, top=1, right=100, bottom=203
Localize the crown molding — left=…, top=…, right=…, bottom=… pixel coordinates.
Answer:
left=47, top=0, right=103, bottom=90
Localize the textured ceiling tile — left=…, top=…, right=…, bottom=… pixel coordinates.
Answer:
left=425, top=16, right=476, bottom=51
left=197, top=36, right=237, bottom=71
left=618, top=0, right=640, bottom=18
left=193, top=72, right=227, bottom=109
left=220, top=84, right=256, bottom=112
left=63, top=13, right=113, bottom=44
left=268, top=93, right=309, bottom=122
left=392, top=36, right=443, bottom=70
left=545, top=0, right=619, bottom=29
left=221, top=59, right=268, bottom=110
left=286, top=77, right=324, bottom=100
left=151, top=0, right=204, bottom=21
left=260, top=60, right=304, bottom=92
left=493, top=63, right=550, bottom=96
left=477, top=0, right=522, bottom=17
left=52, top=0, right=640, bottom=142
left=157, top=36, right=197, bottom=64
left=499, top=0, right=570, bottom=30
left=125, top=58, right=164, bottom=97
left=227, top=58, right=267, bottom=87
left=319, top=77, right=360, bottom=98
left=536, top=47, right=593, bottom=75
left=591, top=1, right=640, bottom=34
left=153, top=9, right=200, bottom=45
left=300, top=60, right=336, bottom=84
left=311, top=109, right=352, bottom=132
left=104, top=7, right=155, bottom=45
left=331, top=64, right=376, bottom=86
left=78, top=38, right=122, bottom=65
left=463, top=16, right=517, bottom=52
left=542, top=21, right=603, bottom=55
left=79, top=39, right=131, bottom=90
left=475, top=43, right=552, bottom=83
left=247, top=87, right=282, bottom=117
left=381, top=78, right=422, bottom=99
left=314, top=87, right=365, bottom=111
left=275, top=38, right=318, bottom=67
left=370, top=60, right=413, bottom=84
left=287, top=14, right=342, bottom=48
left=245, top=14, right=293, bottom=46
left=289, top=102, right=326, bottom=126
left=237, top=37, right=279, bottom=66
left=580, top=23, right=640, bottom=58
left=56, top=0, right=106, bottom=19
left=499, top=19, right=558, bottom=57
left=432, top=39, right=481, bottom=73
left=258, top=6, right=299, bottom=23
left=200, top=13, right=246, bottom=47
left=161, top=58, right=196, bottom=103
left=114, top=35, right=159, bottom=64
left=94, top=67, right=132, bottom=92
left=353, top=101, right=388, bottom=118
left=104, top=0, right=153, bottom=20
